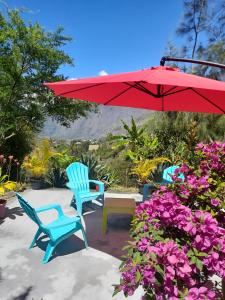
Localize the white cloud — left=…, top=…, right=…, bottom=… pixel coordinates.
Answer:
left=67, top=77, right=78, bottom=80
left=98, top=70, right=108, bottom=76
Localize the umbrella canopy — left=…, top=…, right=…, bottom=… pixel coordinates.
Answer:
left=45, top=66, right=225, bottom=114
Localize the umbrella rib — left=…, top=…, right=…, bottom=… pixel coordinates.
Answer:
left=103, top=84, right=135, bottom=105
left=190, top=88, right=225, bottom=114
left=125, top=82, right=159, bottom=97
left=162, top=86, right=178, bottom=95
left=163, top=87, right=191, bottom=97
left=58, top=83, right=106, bottom=97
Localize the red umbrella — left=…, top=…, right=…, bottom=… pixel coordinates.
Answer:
left=45, top=66, right=225, bottom=114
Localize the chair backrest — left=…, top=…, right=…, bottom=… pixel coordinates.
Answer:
left=66, top=162, right=89, bottom=191
left=16, top=193, right=41, bottom=225
left=163, top=165, right=184, bottom=183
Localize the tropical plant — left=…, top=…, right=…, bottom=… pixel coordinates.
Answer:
left=149, top=161, right=171, bottom=182
left=114, top=142, right=225, bottom=299
left=112, top=118, right=158, bottom=161
left=80, top=153, right=106, bottom=180
left=48, top=151, right=75, bottom=187
left=130, top=157, right=170, bottom=184
left=100, top=167, right=119, bottom=189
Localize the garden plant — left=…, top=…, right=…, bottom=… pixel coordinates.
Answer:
left=114, top=142, right=225, bottom=299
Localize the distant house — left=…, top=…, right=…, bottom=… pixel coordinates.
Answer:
left=88, top=144, right=99, bottom=151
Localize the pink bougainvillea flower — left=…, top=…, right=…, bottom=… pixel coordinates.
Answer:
left=185, top=286, right=215, bottom=300
left=211, top=198, right=220, bottom=207
left=167, top=255, right=178, bottom=265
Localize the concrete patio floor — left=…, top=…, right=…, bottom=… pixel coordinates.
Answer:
left=0, top=188, right=144, bottom=300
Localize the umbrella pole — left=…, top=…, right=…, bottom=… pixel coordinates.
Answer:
left=160, top=56, right=225, bottom=70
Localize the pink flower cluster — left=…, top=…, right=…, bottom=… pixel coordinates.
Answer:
left=195, top=142, right=225, bottom=176
left=116, top=143, right=225, bottom=299
left=118, top=187, right=225, bottom=297
left=136, top=188, right=225, bottom=279
left=173, top=143, right=225, bottom=222
left=185, top=287, right=215, bottom=300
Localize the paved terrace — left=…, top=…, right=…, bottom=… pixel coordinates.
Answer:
left=0, top=188, right=143, bottom=300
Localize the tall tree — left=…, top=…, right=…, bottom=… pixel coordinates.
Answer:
left=153, top=0, right=225, bottom=146
left=0, top=9, right=96, bottom=159
left=176, top=0, right=208, bottom=59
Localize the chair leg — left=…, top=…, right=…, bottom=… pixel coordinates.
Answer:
left=76, top=201, right=83, bottom=216
left=42, top=242, right=55, bottom=264
left=102, top=207, right=108, bottom=234
left=80, top=224, right=88, bottom=249
left=29, top=228, right=42, bottom=249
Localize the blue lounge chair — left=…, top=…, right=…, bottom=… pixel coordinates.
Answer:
left=142, top=165, right=184, bottom=201
left=66, top=162, right=104, bottom=215
left=16, top=193, right=88, bottom=264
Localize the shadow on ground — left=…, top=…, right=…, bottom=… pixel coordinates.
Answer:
left=36, top=234, right=86, bottom=262
left=82, top=202, right=132, bottom=259
left=11, top=286, right=33, bottom=300
left=1, top=199, right=132, bottom=262
left=0, top=206, right=24, bottom=225
left=30, top=201, right=132, bottom=262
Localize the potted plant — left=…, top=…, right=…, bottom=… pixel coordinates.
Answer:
left=130, top=157, right=170, bottom=194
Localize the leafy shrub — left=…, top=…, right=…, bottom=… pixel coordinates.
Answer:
left=114, top=142, right=225, bottom=299
left=22, top=139, right=56, bottom=179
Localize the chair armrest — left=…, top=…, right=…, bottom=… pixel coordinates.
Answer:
left=35, top=203, right=64, bottom=217
left=89, top=180, right=104, bottom=193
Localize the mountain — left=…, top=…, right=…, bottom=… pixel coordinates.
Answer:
left=41, top=105, right=152, bottom=140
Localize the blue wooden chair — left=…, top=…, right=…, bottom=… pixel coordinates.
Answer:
left=16, top=193, right=88, bottom=264
left=66, top=162, right=104, bottom=215
left=142, top=165, right=184, bottom=200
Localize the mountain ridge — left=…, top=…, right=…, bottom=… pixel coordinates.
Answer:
left=41, top=105, right=152, bottom=140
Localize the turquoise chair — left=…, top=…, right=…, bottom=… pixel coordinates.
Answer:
left=162, top=165, right=184, bottom=184
left=66, top=162, right=104, bottom=215
left=142, top=165, right=184, bottom=200
left=16, top=193, right=88, bottom=264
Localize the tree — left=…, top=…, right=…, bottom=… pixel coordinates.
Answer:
left=176, top=0, right=208, bottom=59
left=149, top=0, right=225, bottom=148
left=0, top=9, right=96, bottom=160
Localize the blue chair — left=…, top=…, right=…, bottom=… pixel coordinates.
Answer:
left=66, top=162, right=104, bottom=215
left=162, top=165, right=184, bottom=184
left=142, top=165, right=184, bottom=201
left=16, top=193, right=88, bottom=264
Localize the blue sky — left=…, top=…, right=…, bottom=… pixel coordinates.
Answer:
left=3, top=0, right=183, bottom=78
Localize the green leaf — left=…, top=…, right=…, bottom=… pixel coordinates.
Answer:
left=112, top=286, right=121, bottom=297
left=135, top=271, right=142, bottom=282
left=195, top=258, right=203, bottom=271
